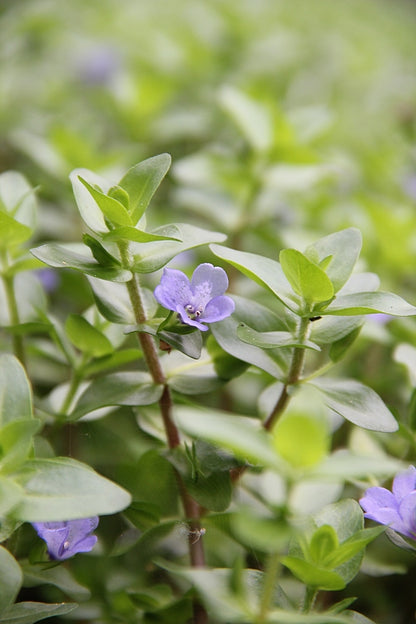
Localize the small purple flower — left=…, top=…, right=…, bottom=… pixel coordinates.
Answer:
left=32, top=517, right=99, bottom=560
left=154, top=263, right=235, bottom=332
left=359, top=466, right=416, bottom=539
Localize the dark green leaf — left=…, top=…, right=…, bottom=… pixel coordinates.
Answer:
left=186, top=470, right=232, bottom=512
left=0, top=601, right=77, bottom=624
left=82, top=234, right=121, bottom=267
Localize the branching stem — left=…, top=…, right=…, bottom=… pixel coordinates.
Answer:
left=264, top=315, right=311, bottom=431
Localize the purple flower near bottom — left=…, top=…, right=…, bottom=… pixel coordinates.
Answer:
left=359, top=466, right=416, bottom=539
left=32, top=517, right=99, bottom=560
left=154, top=263, right=235, bottom=332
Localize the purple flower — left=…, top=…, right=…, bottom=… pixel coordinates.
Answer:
left=32, top=517, right=99, bottom=560
left=359, top=466, right=416, bottom=539
left=154, top=263, right=235, bottom=332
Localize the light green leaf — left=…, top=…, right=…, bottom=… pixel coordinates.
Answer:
left=13, top=457, right=132, bottom=521
left=219, top=86, right=273, bottom=152
left=279, top=249, right=334, bottom=306
left=280, top=555, right=345, bottom=590
left=309, top=525, right=339, bottom=565
left=65, top=314, right=114, bottom=357
left=0, top=171, right=37, bottom=230
left=312, top=449, right=403, bottom=481
left=272, top=413, right=329, bottom=468
left=0, top=420, right=41, bottom=473
left=70, top=168, right=109, bottom=233
left=237, top=324, right=320, bottom=351
left=78, top=176, right=133, bottom=226
left=118, top=153, right=171, bottom=224
left=305, top=228, right=362, bottom=293
left=133, top=224, right=226, bottom=273
left=87, top=277, right=136, bottom=324
left=210, top=244, right=297, bottom=311
left=0, top=546, right=22, bottom=614
left=0, top=602, right=77, bottom=624
left=231, top=511, right=291, bottom=553
left=324, top=291, right=416, bottom=316
left=310, top=378, right=398, bottom=432
left=325, top=526, right=385, bottom=569
left=0, top=355, right=33, bottom=426
left=175, top=406, right=280, bottom=469
left=211, top=317, right=285, bottom=378
left=30, top=243, right=132, bottom=282
left=0, top=212, right=32, bottom=248
left=0, top=477, right=24, bottom=516
left=70, top=372, right=163, bottom=420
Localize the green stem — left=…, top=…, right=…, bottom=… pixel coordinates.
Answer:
left=2, top=271, right=26, bottom=367
left=264, top=316, right=311, bottom=432
left=302, top=586, right=318, bottom=613
left=258, top=552, right=281, bottom=622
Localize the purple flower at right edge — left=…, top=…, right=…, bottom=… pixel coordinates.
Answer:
left=359, top=466, right=416, bottom=539
left=154, top=263, right=235, bottom=332
left=32, top=517, right=99, bottom=560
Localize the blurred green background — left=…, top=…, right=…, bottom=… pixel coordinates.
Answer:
left=2, top=1, right=416, bottom=622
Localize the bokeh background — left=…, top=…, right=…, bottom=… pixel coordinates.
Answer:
left=2, top=1, right=416, bottom=622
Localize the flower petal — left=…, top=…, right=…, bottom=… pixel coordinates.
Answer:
left=392, top=466, right=416, bottom=501
left=33, top=517, right=99, bottom=560
left=398, top=491, right=416, bottom=537
left=176, top=305, right=209, bottom=331
left=191, top=263, right=229, bottom=307
left=201, top=295, right=235, bottom=323
left=154, top=268, right=192, bottom=311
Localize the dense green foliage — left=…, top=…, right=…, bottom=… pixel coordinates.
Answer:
left=2, top=1, right=416, bottom=623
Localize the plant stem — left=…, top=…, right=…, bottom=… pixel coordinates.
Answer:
left=302, top=586, right=318, bottom=612
left=119, top=246, right=207, bottom=622
left=264, top=315, right=311, bottom=432
left=258, top=552, right=281, bottom=622
left=2, top=270, right=26, bottom=367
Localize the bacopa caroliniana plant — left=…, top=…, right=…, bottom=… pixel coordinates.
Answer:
left=1, top=154, right=416, bottom=623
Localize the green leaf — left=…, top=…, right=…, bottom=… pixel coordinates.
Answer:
left=87, top=277, right=136, bottom=324
left=325, top=526, right=386, bottom=568
left=65, top=314, right=114, bottom=357
left=0, top=546, right=22, bottom=614
left=206, top=334, right=250, bottom=380
left=279, top=249, right=334, bottom=307
left=30, top=243, right=132, bottom=282
left=78, top=176, right=133, bottom=225
left=237, top=324, right=321, bottom=351
left=127, top=323, right=203, bottom=360
left=102, top=223, right=182, bottom=243
left=82, top=234, right=121, bottom=267
left=70, top=168, right=108, bottom=233
left=0, top=420, right=41, bottom=473
left=0, top=355, right=33, bottom=426
left=164, top=351, right=221, bottom=395
left=231, top=511, right=291, bottom=553
left=82, top=348, right=142, bottom=376
left=175, top=406, right=280, bottom=469
left=0, top=171, right=37, bottom=230
left=210, top=244, right=297, bottom=311
left=309, top=525, right=339, bottom=565
left=132, top=224, right=226, bottom=273
left=219, top=86, right=273, bottom=152
left=324, top=291, right=416, bottom=316
left=211, top=317, right=284, bottom=379
left=272, top=413, right=329, bottom=468
left=0, top=212, right=32, bottom=248
left=70, top=372, right=163, bottom=420
left=13, top=457, right=132, bottom=521
left=0, top=602, right=77, bottom=624
left=186, top=470, right=232, bottom=512
left=0, top=477, right=24, bottom=516
left=280, top=555, right=346, bottom=590
left=310, top=378, right=398, bottom=432
left=305, top=228, right=362, bottom=293
left=22, top=563, right=90, bottom=601
left=118, top=153, right=171, bottom=224
left=329, top=326, right=362, bottom=362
